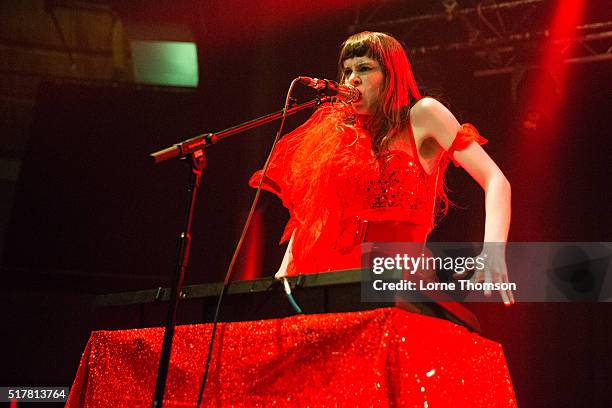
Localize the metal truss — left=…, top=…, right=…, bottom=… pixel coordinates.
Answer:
left=351, top=0, right=612, bottom=77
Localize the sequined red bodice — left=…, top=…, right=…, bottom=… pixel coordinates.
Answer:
left=338, top=148, right=437, bottom=225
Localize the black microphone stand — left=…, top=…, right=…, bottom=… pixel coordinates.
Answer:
left=149, top=95, right=329, bottom=408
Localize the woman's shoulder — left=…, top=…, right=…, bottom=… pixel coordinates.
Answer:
left=408, top=97, right=463, bottom=156
left=410, top=97, right=454, bottom=126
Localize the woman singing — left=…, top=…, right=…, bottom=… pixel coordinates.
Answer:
left=250, top=31, right=513, bottom=304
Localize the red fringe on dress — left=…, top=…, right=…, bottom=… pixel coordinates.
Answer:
left=250, top=103, right=370, bottom=265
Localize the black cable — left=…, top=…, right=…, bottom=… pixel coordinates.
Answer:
left=195, top=78, right=303, bottom=407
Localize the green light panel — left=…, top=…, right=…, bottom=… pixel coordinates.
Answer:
left=130, top=40, right=199, bottom=87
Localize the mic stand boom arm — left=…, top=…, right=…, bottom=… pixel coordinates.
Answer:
left=148, top=95, right=329, bottom=408
left=150, top=96, right=330, bottom=164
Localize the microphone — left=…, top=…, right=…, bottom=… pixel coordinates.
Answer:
left=298, top=76, right=361, bottom=103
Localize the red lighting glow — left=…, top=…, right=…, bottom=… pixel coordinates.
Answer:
left=236, top=207, right=264, bottom=280
left=522, top=0, right=586, bottom=134
left=202, top=0, right=361, bottom=51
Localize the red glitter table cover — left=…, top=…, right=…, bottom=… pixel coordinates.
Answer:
left=66, top=308, right=516, bottom=407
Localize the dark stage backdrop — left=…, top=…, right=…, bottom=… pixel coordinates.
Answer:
left=2, top=80, right=297, bottom=293
left=1, top=5, right=611, bottom=406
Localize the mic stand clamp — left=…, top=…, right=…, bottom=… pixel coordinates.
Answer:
left=151, top=133, right=217, bottom=164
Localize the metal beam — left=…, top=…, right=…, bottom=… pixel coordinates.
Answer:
left=408, top=26, right=612, bottom=55
left=353, top=1, right=611, bottom=72
left=351, top=0, right=546, bottom=31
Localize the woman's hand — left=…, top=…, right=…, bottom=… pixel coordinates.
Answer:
left=456, top=243, right=514, bottom=305
left=275, top=232, right=295, bottom=280
left=275, top=266, right=288, bottom=280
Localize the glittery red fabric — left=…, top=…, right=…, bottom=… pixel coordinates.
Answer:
left=67, top=308, right=516, bottom=407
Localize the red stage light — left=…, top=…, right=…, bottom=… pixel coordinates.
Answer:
left=522, top=0, right=586, bottom=134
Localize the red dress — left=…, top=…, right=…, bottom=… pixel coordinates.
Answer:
left=250, top=102, right=486, bottom=275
